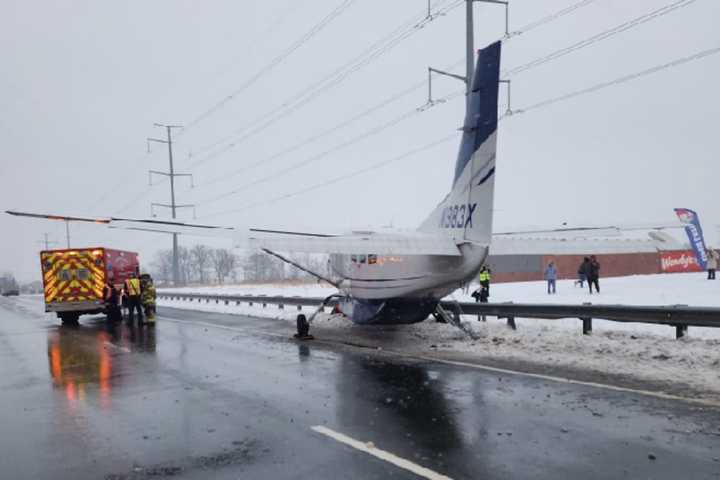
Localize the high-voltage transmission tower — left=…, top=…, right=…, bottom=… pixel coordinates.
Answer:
left=147, top=123, right=194, bottom=286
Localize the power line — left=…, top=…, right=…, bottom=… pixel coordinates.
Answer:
left=194, top=0, right=602, bottom=191
left=180, top=0, right=357, bottom=135
left=200, top=132, right=459, bottom=220
left=504, top=0, right=699, bottom=77
left=197, top=43, right=720, bottom=220
left=196, top=89, right=464, bottom=206
left=185, top=0, right=464, bottom=170
left=91, top=0, right=600, bottom=217
left=196, top=79, right=430, bottom=189
left=512, top=45, right=720, bottom=114
left=509, top=0, right=601, bottom=37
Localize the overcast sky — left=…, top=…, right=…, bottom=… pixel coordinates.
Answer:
left=1, top=0, right=718, bottom=281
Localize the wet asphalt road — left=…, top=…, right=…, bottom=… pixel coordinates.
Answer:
left=1, top=296, right=719, bottom=479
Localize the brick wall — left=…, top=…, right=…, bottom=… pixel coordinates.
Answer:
left=488, top=250, right=694, bottom=283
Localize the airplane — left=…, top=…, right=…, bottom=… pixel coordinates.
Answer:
left=3, top=40, right=687, bottom=338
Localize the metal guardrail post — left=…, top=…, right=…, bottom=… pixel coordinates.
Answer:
left=675, top=324, right=688, bottom=339
left=581, top=302, right=592, bottom=335
left=507, top=316, right=516, bottom=330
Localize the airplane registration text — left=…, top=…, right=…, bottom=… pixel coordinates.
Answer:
left=439, top=203, right=477, bottom=229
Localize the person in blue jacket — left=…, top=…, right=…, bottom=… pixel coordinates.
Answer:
left=544, top=261, right=558, bottom=295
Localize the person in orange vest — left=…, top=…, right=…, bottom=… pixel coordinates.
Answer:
left=124, top=272, right=144, bottom=324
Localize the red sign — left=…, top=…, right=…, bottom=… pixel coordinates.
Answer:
left=660, top=251, right=703, bottom=273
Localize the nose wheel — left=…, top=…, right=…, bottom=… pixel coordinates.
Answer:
left=294, top=314, right=314, bottom=340
left=293, top=294, right=345, bottom=340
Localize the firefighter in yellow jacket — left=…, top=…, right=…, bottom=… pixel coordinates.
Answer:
left=124, top=272, right=144, bottom=324
left=140, top=274, right=157, bottom=324
left=478, top=265, right=491, bottom=292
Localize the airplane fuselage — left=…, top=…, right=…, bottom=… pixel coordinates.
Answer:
left=328, top=242, right=489, bottom=324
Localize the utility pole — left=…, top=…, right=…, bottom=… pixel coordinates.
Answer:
left=37, top=233, right=58, bottom=251
left=423, top=0, right=509, bottom=114
left=147, top=123, right=194, bottom=286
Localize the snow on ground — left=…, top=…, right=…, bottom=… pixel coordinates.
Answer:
left=158, top=273, right=720, bottom=398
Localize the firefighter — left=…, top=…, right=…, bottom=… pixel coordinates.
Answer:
left=478, top=265, right=491, bottom=294
left=140, top=273, right=157, bottom=324
left=103, top=282, right=122, bottom=322
left=124, top=272, right=144, bottom=324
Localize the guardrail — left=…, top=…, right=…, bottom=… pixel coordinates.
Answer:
left=157, top=292, right=720, bottom=339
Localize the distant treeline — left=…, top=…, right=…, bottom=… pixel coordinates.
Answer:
left=150, top=245, right=327, bottom=286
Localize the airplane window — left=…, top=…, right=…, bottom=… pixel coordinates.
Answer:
left=359, top=255, right=367, bottom=264
left=368, top=254, right=377, bottom=265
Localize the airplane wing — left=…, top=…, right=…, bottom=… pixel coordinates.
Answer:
left=5, top=210, right=235, bottom=237
left=247, top=232, right=462, bottom=256
left=493, top=222, right=684, bottom=238
left=5, top=210, right=460, bottom=256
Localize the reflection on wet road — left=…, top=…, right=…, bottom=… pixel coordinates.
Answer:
left=0, top=297, right=718, bottom=479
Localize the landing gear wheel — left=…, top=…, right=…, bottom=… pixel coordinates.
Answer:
left=294, top=314, right=314, bottom=340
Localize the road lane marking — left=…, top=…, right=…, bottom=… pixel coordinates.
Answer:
left=400, top=352, right=720, bottom=408
left=311, top=425, right=453, bottom=480
left=157, top=313, right=720, bottom=408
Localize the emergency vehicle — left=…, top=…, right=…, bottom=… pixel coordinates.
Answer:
left=40, top=248, right=139, bottom=324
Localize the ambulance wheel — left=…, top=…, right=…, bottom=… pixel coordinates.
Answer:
left=60, top=313, right=79, bottom=325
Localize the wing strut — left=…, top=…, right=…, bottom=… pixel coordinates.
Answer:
left=260, top=248, right=341, bottom=288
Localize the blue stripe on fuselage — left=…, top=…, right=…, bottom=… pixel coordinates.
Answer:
left=453, top=41, right=501, bottom=186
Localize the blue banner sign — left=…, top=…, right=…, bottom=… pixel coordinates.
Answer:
left=674, top=208, right=708, bottom=270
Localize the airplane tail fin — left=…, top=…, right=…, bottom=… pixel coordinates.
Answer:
left=419, top=40, right=501, bottom=245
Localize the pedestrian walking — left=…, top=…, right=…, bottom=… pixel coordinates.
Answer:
left=707, top=248, right=718, bottom=280
left=575, top=259, right=586, bottom=288
left=471, top=284, right=489, bottom=321
left=124, top=272, right=144, bottom=324
left=586, top=255, right=601, bottom=294
left=544, top=261, right=557, bottom=294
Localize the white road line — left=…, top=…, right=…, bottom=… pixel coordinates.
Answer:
left=400, top=352, right=720, bottom=408
left=157, top=314, right=720, bottom=408
left=311, top=425, right=453, bottom=480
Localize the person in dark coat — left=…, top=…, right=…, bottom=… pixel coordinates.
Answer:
left=103, top=282, right=122, bottom=322
left=586, top=255, right=600, bottom=294
left=471, top=284, right=489, bottom=321
left=575, top=260, right=587, bottom=288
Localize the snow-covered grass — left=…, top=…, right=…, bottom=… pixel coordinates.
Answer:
left=158, top=273, right=720, bottom=398
left=162, top=272, right=718, bottom=307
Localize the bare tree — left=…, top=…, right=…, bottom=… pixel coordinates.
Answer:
left=178, top=246, right=192, bottom=286
left=211, top=248, right=237, bottom=284
left=242, top=251, right=284, bottom=282
left=190, top=244, right=212, bottom=284
left=151, top=249, right=173, bottom=284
